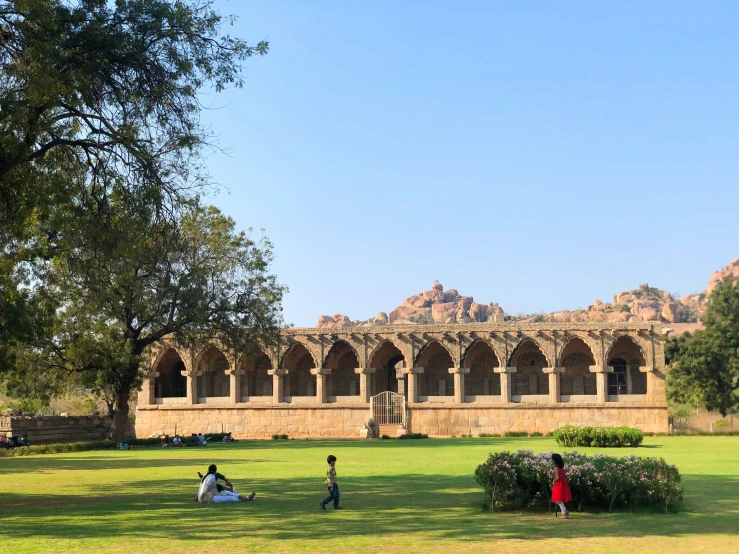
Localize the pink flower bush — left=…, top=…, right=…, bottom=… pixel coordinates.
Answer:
left=475, top=450, right=682, bottom=513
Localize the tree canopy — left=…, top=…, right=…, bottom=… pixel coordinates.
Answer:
left=9, top=192, right=285, bottom=438
left=667, top=277, right=739, bottom=416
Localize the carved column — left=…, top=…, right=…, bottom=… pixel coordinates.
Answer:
left=543, top=367, right=564, bottom=403
left=267, top=369, right=287, bottom=403
left=355, top=368, right=376, bottom=403
left=311, top=368, right=331, bottom=404
left=402, top=367, right=424, bottom=403
left=140, top=372, right=156, bottom=406
left=229, top=369, right=245, bottom=403
left=589, top=365, right=612, bottom=402
left=639, top=366, right=655, bottom=401
left=495, top=367, right=516, bottom=403
left=182, top=369, right=199, bottom=404
left=396, top=371, right=406, bottom=397
left=449, top=367, right=470, bottom=403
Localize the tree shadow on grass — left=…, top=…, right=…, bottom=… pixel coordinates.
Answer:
left=0, top=473, right=736, bottom=543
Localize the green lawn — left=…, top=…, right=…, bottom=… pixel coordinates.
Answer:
left=1, top=437, right=737, bottom=554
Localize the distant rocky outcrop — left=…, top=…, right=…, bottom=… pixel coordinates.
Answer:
left=314, top=259, right=739, bottom=329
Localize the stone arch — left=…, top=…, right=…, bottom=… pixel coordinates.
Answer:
left=509, top=339, right=549, bottom=396
left=324, top=340, right=360, bottom=397
left=195, top=345, right=230, bottom=399
left=559, top=337, right=596, bottom=396
left=152, top=348, right=187, bottom=399
left=369, top=339, right=406, bottom=395
left=283, top=343, right=317, bottom=397
left=239, top=347, right=273, bottom=398
left=462, top=340, right=501, bottom=397
left=416, top=340, right=454, bottom=397
left=607, top=336, right=647, bottom=395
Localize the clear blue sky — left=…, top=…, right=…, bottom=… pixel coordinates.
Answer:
left=203, top=0, right=739, bottom=327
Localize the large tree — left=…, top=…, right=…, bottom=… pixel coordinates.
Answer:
left=0, top=0, right=267, bottom=362
left=668, top=277, right=739, bottom=416
left=11, top=191, right=285, bottom=439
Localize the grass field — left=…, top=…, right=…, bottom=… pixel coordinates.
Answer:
left=1, top=436, right=737, bottom=554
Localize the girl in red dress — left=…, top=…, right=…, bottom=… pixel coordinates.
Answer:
left=551, top=453, right=572, bottom=518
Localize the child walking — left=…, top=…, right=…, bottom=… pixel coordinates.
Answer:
left=551, top=453, right=572, bottom=518
left=320, top=454, right=342, bottom=510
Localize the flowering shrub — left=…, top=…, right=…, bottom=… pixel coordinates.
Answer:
left=475, top=450, right=682, bottom=513
left=553, top=425, right=643, bottom=447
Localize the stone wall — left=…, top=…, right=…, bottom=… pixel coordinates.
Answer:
left=136, top=401, right=668, bottom=438
left=1, top=415, right=134, bottom=444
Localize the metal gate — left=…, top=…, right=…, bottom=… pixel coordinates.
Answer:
left=370, top=391, right=406, bottom=426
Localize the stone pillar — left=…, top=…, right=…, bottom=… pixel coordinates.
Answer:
left=543, top=367, right=564, bottom=403
left=402, top=367, right=424, bottom=403
left=182, top=369, right=198, bottom=404
left=589, top=365, right=612, bottom=402
left=639, top=366, right=655, bottom=401
left=448, top=367, right=470, bottom=403
left=267, top=369, right=287, bottom=403
left=355, top=368, right=376, bottom=403
left=229, top=369, right=243, bottom=404
left=396, top=371, right=406, bottom=397
left=311, top=368, right=331, bottom=404
left=139, top=372, right=156, bottom=406
left=495, top=367, right=516, bottom=403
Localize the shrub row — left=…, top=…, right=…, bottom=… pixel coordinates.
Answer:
left=0, top=440, right=117, bottom=457
left=475, top=449, right=682, bottom=513
left=271, top=434, right=289, bottom=440
left=553, top=425, right=643, bottom=447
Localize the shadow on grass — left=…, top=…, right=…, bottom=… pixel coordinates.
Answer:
left=0, top=473, right=736, bottom=542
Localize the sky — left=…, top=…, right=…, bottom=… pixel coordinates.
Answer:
left=202, top=0, right=739, bottom=327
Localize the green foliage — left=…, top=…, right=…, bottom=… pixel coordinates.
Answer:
left=397, top=433, right=429, bottom=440
left=529, top=432, right=544, bottom=437
left=478, top=432, right=501, bottom=438
left=620, top=304, right=631, bottom=312
left=668, top=403, right=693, bottom=430
left=552, top=425, right=644, bottom=447
left=475, top=450, right=682, bottom=513
left=279, top=434, right=289, bottom=440
left=503, top=431, right=528, bottom=437
left=668, top=277, right=739, bottom=416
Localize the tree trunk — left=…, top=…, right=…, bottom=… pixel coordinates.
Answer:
left=110, top=388, right=131, bottom=442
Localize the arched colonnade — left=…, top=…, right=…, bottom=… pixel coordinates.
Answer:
left=141, top=325, right=660, bottom=406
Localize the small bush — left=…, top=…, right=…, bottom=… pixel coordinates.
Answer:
left=503, top=431, right=528, bottom=438
left=381, top=434, right=390, bottom=440
left=279, top=434, right=289, bottom=440
left=552, top=425, right=643, bottom=447
left=475, top=449, right=683, bottom=513
left=529, top=432, right=544, bottom=437
left=398, top=433, right=429, bottom=439
left=478, top=433, right=501, bottom=438
left=271, top=434, right=279, bottom=440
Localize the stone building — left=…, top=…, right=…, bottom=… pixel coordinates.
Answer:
left=135, top=321, right=668, bottom=438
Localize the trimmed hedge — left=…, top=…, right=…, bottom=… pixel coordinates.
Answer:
left=398, top=433, right=429, bottom=439
left=503, top=431, right=529, bottom=438
left=0, top=432, right=236, bottom=457
left=475, top=449, right=682, bottom=513
left=553, top=425, right=643, bottom=447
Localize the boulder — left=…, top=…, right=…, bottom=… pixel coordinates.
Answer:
left=432, top=302, right=458, bottom=323
left=661, top=302, right=678, bottom=323
left=432, top=280, right=443, bottom=291
left=707, top=258, right=739, bottom=294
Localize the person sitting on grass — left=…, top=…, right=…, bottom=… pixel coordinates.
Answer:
left=222, top=432, right=236, bottom=442
left=197, top=464, right=255, bottom=504
left=161, top=435, right=170, bottom=447
left=187, top=433, right=200, bottom=446
left=197, top=432, right=209, bottom=446
left=172, top=434, right=182, bottom=447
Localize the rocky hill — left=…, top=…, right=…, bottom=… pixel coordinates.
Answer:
left=315, top=258, right=739, bottom=329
